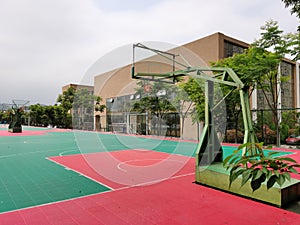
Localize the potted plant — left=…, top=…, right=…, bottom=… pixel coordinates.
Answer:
left=223, top=142, right=300, bottom=191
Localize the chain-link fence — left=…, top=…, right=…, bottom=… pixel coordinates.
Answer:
left=225, top=108, right=300, bottom=145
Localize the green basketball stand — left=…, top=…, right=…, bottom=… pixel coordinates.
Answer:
left=8, top=100, right=29, bottom=133
left=131, top=43, right=300, bottom=207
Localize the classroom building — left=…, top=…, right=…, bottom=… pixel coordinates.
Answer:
left=73, top=32, right=300, bottom=139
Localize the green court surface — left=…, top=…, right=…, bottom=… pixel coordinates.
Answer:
left=221, top=145, right=292, bottom=159
left=0, top=127, right=292, bottom=213
left=0, top=129, right=198, bottom=213
left=0, top=131, right=109, bottom=213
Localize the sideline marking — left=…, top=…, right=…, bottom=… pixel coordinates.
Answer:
left=59, top=150, right=77, bottom=156
left=0, top=187, right=113, bottom=215
left=0, top=149, right=60, bottom=159
left=0, top=171, right=195, bottom=215
left=46, top=157, right=115, bottom=190
left=112, top=172, right=195, bottom=191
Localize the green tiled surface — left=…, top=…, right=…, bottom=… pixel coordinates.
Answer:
left=0, top=127, right=292, bottom=213
left=0, top=131, right=110, bottom=213
left=0, top=129, right=198, bottom=213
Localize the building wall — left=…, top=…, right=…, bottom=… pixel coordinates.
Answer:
left=62, top=83, right=94, bottom=94
left=183, top=32, right=220, bottom=64
left=296, top=62, right=300, bottom=109
left=182, top=32, right=249, bottom=64
left=92, top=32, right=299, bottom=138
left=94, top=66, right=138, bottom=131
left=61, top=83, right=95, bottom=130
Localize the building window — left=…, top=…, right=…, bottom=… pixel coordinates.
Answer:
left=106, top=93, right=180, bottom=136
left=256, top=61, right=294, bottom=110
left=224, top=41, right=246, bottom=58
left=280, top=61, right=293, bottom=108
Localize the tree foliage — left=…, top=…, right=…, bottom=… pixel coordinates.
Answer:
left=213, top=20, right=297, bottom=146
left=131, top=80, right=179, bottom=135
left=26, top=87, right=106, bottom=129
left=95, top=96, right=106, bottom=113
left=57, top=86, right=75, bottom=112
left=29, top=104, right=72, bottom=128
left=282, top=0, right=300, bottom=16
left=0, top=110, right=10, bottom=123
left=253, top=20, right=299, bottom=60
left=212, top=46, right=280, bottom=142
left=177, top=78, right=205, bottom=124
left=172, top=82, right=194, bottom=138
left=253, top=20, right=298, bottom=145
left=132, top=80, right=177, bottom=117
left=281, top=0, right=300, bottom=31
left=285, top=32, right=300, bottom=61
left=213, top=47, right=279, bottom=87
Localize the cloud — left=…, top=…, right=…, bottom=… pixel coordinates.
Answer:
left=0, top=0, right=298, bottom=104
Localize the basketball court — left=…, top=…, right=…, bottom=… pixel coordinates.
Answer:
left=0, top=126, right=300, bottom=224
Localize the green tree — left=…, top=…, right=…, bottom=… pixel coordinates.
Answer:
left=56, top=87, right=105, bottom=130
left=132, top=80, right=177, bottom=135
left=57, top=87, right=75, bottom=112
left=178, top=78, right=205, bottom=124
left=212, top=47, right=279, bottom=142
left=285, top=32, right=300, bottom=61
left=29, top=103, right=72, bottom=128
left=281, top=0, right=300, bottom=31
left=29, top=104, right=45, bottom=126
left=173, top=82, right=194, bottom=138
left=54, top=105, right=72, bottom=128
left=253, top=20, right=297, bottom=146
left=72, top=88, right=99, bottom=130
left=253, top=20, right=287, bottom=56
left=25, top=87, right=105, bottom=129
left=213, top=20, right=298, bottom=146
left=95, top=96, right=106, bottom=113
left=0, top=110, right=10, bottom=124
left=222, top=85, right=242, bottom=143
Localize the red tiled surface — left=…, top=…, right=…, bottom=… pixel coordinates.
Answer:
left=1, top=173, right=300, bottom=225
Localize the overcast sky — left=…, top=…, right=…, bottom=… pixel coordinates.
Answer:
left=1, top=0, right=298, bottom=105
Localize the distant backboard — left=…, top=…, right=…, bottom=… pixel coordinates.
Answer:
left=12, top=100, right=30, bottom=108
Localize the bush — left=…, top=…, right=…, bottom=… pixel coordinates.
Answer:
left=255, top=125, right=276, bottom=144
left=280, top=124, right=289, bottom=143
left=223, top=142, right=300, bottom=192
left=225, top=129, right=244, bottom=143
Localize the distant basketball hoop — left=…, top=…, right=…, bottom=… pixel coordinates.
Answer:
left=8, top=99, right=29, bottom=133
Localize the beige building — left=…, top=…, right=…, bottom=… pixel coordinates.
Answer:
left=62, top=83, right=94, bottom=94
left=62, top=83, right=94, bottom=130
left=90, top=32, right=299, bottom=139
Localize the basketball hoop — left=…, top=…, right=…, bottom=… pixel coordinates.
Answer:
left=8, top=99, right=29, bottom=133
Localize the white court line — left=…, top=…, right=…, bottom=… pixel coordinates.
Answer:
left=0, top=166, right=194, bottom=215
left=0, top=148, right=195, bottom=215
left=59, top=150, right=77, bottom=156
left=112, top=172, right=195, bottom=191
left=0, top=187, right=112, bottom=215
left=117, top=158, right=186, bottom=172
left=46, top=157, right=115, bottom=190
left=0, top=149, right=59, bottom=159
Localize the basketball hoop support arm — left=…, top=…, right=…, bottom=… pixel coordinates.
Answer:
left=131, top=44, right=257, bottom=178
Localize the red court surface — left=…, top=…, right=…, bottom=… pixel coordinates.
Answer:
left=1, top=174, right=300, bottom=225
left=0, top=129, right=48, bottom=136
left=48, top=150, right=195, bottom=189
left=1, top=148, right=300, bottom=224
left=0, top=127, right=71, bottom=136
